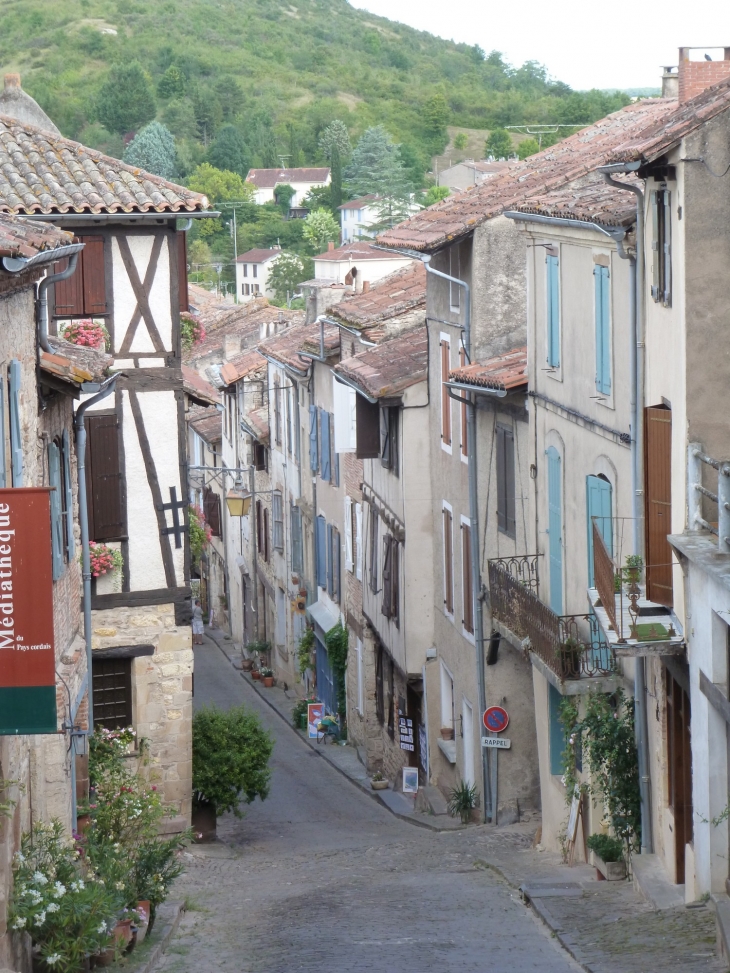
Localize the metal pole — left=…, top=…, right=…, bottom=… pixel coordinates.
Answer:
left=233, top=209, right=238, bottom=305
left=250, top=465, right=259, bottom=640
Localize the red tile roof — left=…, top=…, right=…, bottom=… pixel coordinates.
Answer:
left=41, top=336, right=111, bottom=386
left=449, top=347, right=527, bottom=392
left=258, top=320, right=340, bottom=373
left=329, top=263, right=426, bottom=329
left=334, top=325, right=428, bottom=399
left=246, top=405, right=270, bottom=443
left=314, top=241, right=412, bottom=262
left=0, top=212, right=71, bottom=257
left=220, top=350, right=267, bottom=387
left=235, top=249, right=281, bottom=263
left=337, top=195, right=379, bottom=210
left=182, top=365, right=220, bottom=406
left=184, top=298, right=303, bottom=364
left=377, top=99, right=676, bottom=252
left=514, top=177, right=640, bottom=228
left=189, top=406, right=222, bottom=445
left=0, top=115, right=209, bottom=215
left=246, top=167, right=330, bottom=188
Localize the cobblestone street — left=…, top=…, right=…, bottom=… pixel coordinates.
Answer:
left=157, top=638, right=725, bottom=973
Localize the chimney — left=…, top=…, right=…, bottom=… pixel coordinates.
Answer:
left=678, top=47, right=730, bottom=103
left=362, top=281, right=370, bottom=294
left=327, top=241, right=335, bottom=252
left=661, top=66, right=679, bottom=99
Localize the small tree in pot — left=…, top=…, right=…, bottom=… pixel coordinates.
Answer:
left=192, top=704, right=273, bottom=840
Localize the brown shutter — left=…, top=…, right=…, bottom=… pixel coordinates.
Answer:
left=177, top=231, right=189, bottom=313
left=356, top=395, right=380, bottom=458
left=644, top=405, right=673, bottom=607
left=203, top=486, right=222, bottom=538
left=85, top=414, right=125, bottom=541
left=80, top=235, right=108, bottom=315
left=443, top=507, right=453, bottom=614
left=462, top=522, right=473, bottom=633
left=441, top=340, right=451, bottom=446
left=391, top=538, right=399, bottom=625
left=381, top=534, right=392, bottom=618
left=54, top=255, right=84, bottom=317
left=264, top=507, right=270, bottom=562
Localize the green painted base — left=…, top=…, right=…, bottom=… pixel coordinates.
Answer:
left=0, top=686, right=57, bottom=734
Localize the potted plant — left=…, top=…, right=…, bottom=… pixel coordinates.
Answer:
left=241, top=655, right=255, bottom=671
left=259, top=666, right=274, bottom=687
left=447, top=779, right=479, bottom=824
left=586, top=833, right=626, bottom=881
left=622, top=554, right=643, bottom=586
left=440, top=726, right=454, bottom=741
left=192, top=704, right=273, bottom=841
left=370, top=771, right=388, bottom=791
left=251, top=668, right=261, bottom=680
left=246, top=638, right=271, bottom=667
left=558, top=636, right=582, bottom=679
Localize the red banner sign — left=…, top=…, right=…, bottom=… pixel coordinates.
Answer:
left=0, top=489, right=57, bottom=734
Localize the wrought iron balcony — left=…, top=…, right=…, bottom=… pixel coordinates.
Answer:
left=488, top=554, right=616, bottom=680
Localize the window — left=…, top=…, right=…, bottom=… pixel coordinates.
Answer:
left=316, top=515, right=327, bottom=588
left=442, top=504, right=454, bottom=615
left=548, top=682, right=565, bottom=775
left=273, top=377, right=281, bottom=445
left=293, top=390, right=301, bottom=462
left=53, top=235, right=107, bottom=317
left=381, top=534, right=399, bottom=624
left=309, top=405, right=319, bottom=473
left=242, top=264, right=248, bottom=277
left=291, top=503, right=303, bottom=573
left=253, top=284, right=260, bottom=294
left=226, top=395, right=235, bottom=442
left=93, top=657, right=132, bottom=730
left=253, top=264, right=258, bottom=278
left=285, top=386, right=292, bottom=454
left=355, top=395, right=380, bottom=458
left=449, top=245, right=461, bottom=311
left=8, top=359, right=23, bottom=487
left=203, top=486, right=222, bottom=538
left=272, top=491, right=284, bottom=551
left=344, top=496, right=354, bottom=572
left=244, top=283, right=250, bottom=296
left=319, top=409, right=331, bottom=481
left=256, top=499, right=263, bottom=553
left=263, top=506, right=270, bottom=562
left=356, top=637, right=364, bottom=715
left=380, top=407, right=398, bottom=474
left=333, top=377, right=357, bottom=452
left=460, top=348, right=468, bottom=459
left=368, top=503, right=378, bottom=593
left=327, top=525, right=340, bottom=602
left=85, top=413, right=125, bottom=542
left=594, top=263, right=611, bottom=395
left=651, top=188, right=672, bottom=306
left=440, top=336, right=452, bottom=449
left=496, top=424, right=516, bottom=538
left=253, top=441, right=268, bottom=471
left=440, top=662, right=454, bottom=734
left=355, top=502, right=363, bottom=581
left=586, top=475, right=612, bottom=588
left=546, top=252, right=560, bottom=368
left=461, top=519, right=474, bottom=635
left=241, top=283, right=246, bottom=296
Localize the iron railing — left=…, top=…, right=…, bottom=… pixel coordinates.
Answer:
left=488, top=556, right=616, bottom=680
left=593, top=523, right=618, bottom=633
left=688, top=443, right=730, bottom=551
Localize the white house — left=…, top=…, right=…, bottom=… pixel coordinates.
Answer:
left=313, top=242, right=413, bottom=291
left=245, top=167, right=331, bottom=207
left=236, top=248, right=281, bottom=301
left=338, top=195, right=380, bottom=242
left=437, top=159, right=516, bottom=193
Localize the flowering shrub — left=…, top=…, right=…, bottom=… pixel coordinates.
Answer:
left=10, top=820, right=121, bottom=973
left=88, top=726, right=137, bottom=786
left=180, top=314, right=206, bottom=350
left=189, top=505, right=212, bottom=566
left=87, top=542, right=123, bottom=577
left=60, top=319, right=109, bottom=350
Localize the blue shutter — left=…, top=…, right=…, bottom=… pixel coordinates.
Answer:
left=586, top=475, right=612, bottom=587
left=0, top=375, right=5, bottom=488
left=594, top=265, right=611, bottom=394
left=327, top=523, right=334, bottom=595
left=546, top=446, right=563, bottom=614
left=48, top=442, right=64, bottom=580
left=549, top=682, right=565, bottom=775
left=309, top=404, right=318, bottom=473
left=334, top=449, right=340, bottom=487
left=62, top=429, right=75, bottom=559
left=9, top=359, right=23, bottom=486
left=320, top=409, right=331, bottom=482
left=291, top=504, right=303, bottom=574
left=547, top=255, right=560, bottom=367
left=316, top=515, right=327, bottom=588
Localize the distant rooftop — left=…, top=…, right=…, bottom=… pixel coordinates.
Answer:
left=236, top=248, right=282, bottom=263
left=245, top=167, right=330, bottom=188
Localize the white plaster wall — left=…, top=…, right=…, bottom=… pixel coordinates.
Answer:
left=112, top=235, right=173, bottom=354
left=313, top=256, right=413, bottom=285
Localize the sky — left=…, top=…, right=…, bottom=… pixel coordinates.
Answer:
left=352, top=0, right=729, bottom=91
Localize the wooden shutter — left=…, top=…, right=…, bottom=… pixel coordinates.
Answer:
left=256, top=499, right=263, bottom=553
left=85, top=414, right=124, bottom=541
left=320, top=409, right=331, bottom=481
left=547, top=446, right=563, bottom=614
left=272, top=492, right=283, bottom=550
left=391, top=538, right=399, bottom=625
left=645, top=406, right=673, bottom=607
left=309, top=405, right=319, bottom=472
left=48, top=441, right=64, bottom=581
left=291, top=503, right=303, bottom=573
left=356, top=395, right=380, bottom=458
left=375, top=644, right=384, bottom=724
left=355, top=502, right=363, bottom=581
left=368, top=503, right=378, bottom=592
left=332, top=527, right=340, bottom=603
left=177, top=231, right=189, bottom=313
left=440, top=339, right=452, bottom=446
left=380, top=407, right=391, bottom=468
left=462, top=522, right=473, bottom=634
left=666, top=667, right=692, bottom=883
left=381, top=533, right=392, bottom=617
left=344, top=496, right=353, bottom=572
left=263, top=506, right=270, bottom=561
left=547, top=254, right=560, bottom=367
left=62, top=428, right=75, bottom=559
left=443, top=506, right=453, bottom=614
left=496, top=424, right=516, bottom=538
left=203, top=486, right=221, bottom=538
left=274, top=378, right=281, bottom=445
left=8, top=360, right=23, bottom=487
left=316, top=515, right=327, bottom=587
left=53, top=255, right=84, bottom=317
left=650, top=190, right=660, bottom=301
left=80, top=236, right=108, bottom=315
left=334, top=450, right=340, bottom=488
left=594, top=265, right=611, bottom=394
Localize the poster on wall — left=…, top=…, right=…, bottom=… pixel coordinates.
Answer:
left=0, top=489, right=57, bottom=735
left=402, top=767, right=419, bottom=794
left=399, top=716, right=414, bottom=752
left=307, top=702, right=324, bottom=739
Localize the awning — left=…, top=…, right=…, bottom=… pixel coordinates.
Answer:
left=306, top=599, right=340, bottom=640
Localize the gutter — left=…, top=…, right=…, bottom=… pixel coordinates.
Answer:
left=326, top=317, right=378, bottom=348
left=0, top=241, right=84, bottom=274
left=258, top=351, right=311, bottom=380
left=504, top=210, right=630, bottom=248
left=445, top=379, right=507, bottom=399
left=21, top=211, right=221, bottom=223
left=333, top=370, right=378, bottom=404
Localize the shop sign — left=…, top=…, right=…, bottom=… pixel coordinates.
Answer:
left=399, top=716, right=414, bottom=752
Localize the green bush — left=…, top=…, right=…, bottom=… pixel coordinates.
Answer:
left=193, top=704, right=273, bottom=816
left=586, top=832, right=624, bottom=863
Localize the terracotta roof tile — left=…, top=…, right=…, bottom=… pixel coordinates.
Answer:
left=334, top=325, right=428, bottom=399
left=41, top=336, right=111, bottom=386
left=329, top=263, right=426, bottom=328
left=514, top=176, right=639, bottom=227
left=220, top=350, right=267, bottom=386
left=184, top=298, right=304, bottom=363
left=449, top=347, right=527, bottom=392
left=314, top=241, right=413, bottom=262
left=189, top=405, right=222, bottom=445
left=235, top=248, right=281, bottom=263
left=0, top=212, right=71, bottom=256
left=377, top=99, right=676, bottom=252
left=245, top=405, right=269, bottom=443
left=246, top=167, right=330, bottom=188
left=0, top=115, right=209, bottom=215
left=337, top=195, right=379, bottom=209
left=182, top=365, right=220, bottom=406
left=258, top=320, right=340, bottom=372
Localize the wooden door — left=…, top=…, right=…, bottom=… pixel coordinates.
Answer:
left=666, top=666, right=692, bottom=883
left=645, top=406, right=673, bottom=606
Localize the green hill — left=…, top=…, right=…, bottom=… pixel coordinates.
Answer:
left=1, top=0, right=630, bottom=182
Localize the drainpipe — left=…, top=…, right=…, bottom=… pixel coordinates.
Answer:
left=74, top=374, right=120, bottom=731
left=37, top=251, right=83, bottom=353
left=598, top=163, right=653, bottom=856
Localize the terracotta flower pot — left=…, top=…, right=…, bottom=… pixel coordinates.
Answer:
left=440, top=727, right=454, bottom=741
left=241, top=659, right=254, bottom=671
left=263, top=676, right=274, bottom=687
left=251, top=670, right=261, bottom=680
left=113, top=918, right=134, bottom=948
left=76, top=812, right=91, bottom=834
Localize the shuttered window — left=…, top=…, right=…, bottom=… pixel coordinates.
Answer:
left=651, top=189, right=672, bottom=307
left=54, top=235, right=108, bottom=317
left=380, top=407, right=398, bottom=474
left=344, top=496, right=354, bottom=572
left=334, top=450, right=340, bottom=487
left=382, top=534, right=399, bottom=623
left=443, top=505, right=454, bottom=615
left=85, top=414, right=124, bottom=542
left=256, top=499, right=263, bottom=554
left=316, top=515, right=327, bottom=588
left=309, top=405, right=318, bottom=472
left=253, top=442, right=267, bottom=471
left=355, top=395, right=380, bottom=459
left=291, top=503, right=303, bottom=573
left=263, top=506, right=270, bottom=562
left=327, top=523, right=334, bottom=595
left=546, top=253, right=560, bottom=367
left=594, top=265, right=611, bottom=394
left=272, top=491, right=283, bottom=551
left=8, top=360, right=23, bottom=487
left=375, top=644, right=384, bottom=725
left=320, top=409, right=331, bottom=481
left=440, top=338, right=451, bottom=447
left=285, top=386, right=292, bottom=455
left=177, top=231, right=189, bottom=313
left=274, top=377, right=281, bottom=446
left=329, top=526, right=340, bottom=603
left=48, top=441, right=64, bottom=581
left=461, top=521, right=473, bottom=634
left=368, top=503, right=378, bottom=593
left=496, top=424, right=516, bottom=538
left=203, top=486, right=222, bottom=538
left=93, top=658, right=132, bottom=730
left=645, top=405, right=673, bottom=607
left=586, top=475, right=612, bottom=588
left=355, top=502, right=363, bottom=581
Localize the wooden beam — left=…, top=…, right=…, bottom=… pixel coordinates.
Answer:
left=91, top=586, right=190, bottom=611
left=117, top=234, right=165, bottom=354
left=92, top=644, right=155, bottom=660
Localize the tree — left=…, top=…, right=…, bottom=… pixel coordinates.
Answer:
left=344, top=125, right=412, bottom=204
left=424, top=93, right=449, bottom=136
left=453, top=133, right=468, bottom=151
left=423, top=185, right=450, bottom=207
left=517, top=137, right=540, bottom=160
left=318, top=119, right=351, bottom=161
left=274, top=183, right=295, bottom=213
left=207, top=125, right=250, bottom=178
left=267, top=251, right=314, bottom=303
left=302, top=185, right=331, bottom=211
left=186, top=163, right=252, bottom=203
left=123, top=122, right=177, bottom=180
left=157, top=65, right=185, bottom=99
left=95, top=62, right=156, bottom=135
left=330, top=143, right=343, bottom=212
left=302, top=209, right=340, bottom=254
left=162, top=98, right=199, bottom=141
left=485, top=128, right=514, bottom=159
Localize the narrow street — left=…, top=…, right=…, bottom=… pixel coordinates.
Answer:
left=159, top=637, right=579, bottom=973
